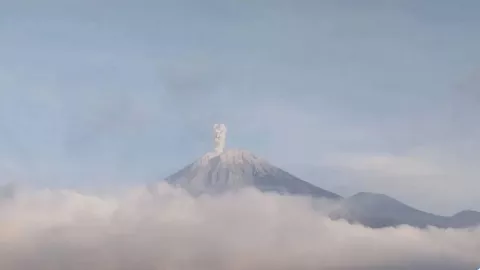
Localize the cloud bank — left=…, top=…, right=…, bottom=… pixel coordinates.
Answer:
left=0, top=183, right=478, bottom=270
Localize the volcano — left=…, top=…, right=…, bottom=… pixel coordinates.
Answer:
left=162, top=124, right=480, bottom=229
left=166, top=149, right=341, bottom=199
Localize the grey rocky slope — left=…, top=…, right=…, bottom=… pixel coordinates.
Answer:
left=165, top=149, right=341, bottom=199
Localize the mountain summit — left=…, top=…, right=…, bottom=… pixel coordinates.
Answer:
left=166, top=149, right=340, bottom=199
left=165, top=124, right=340, bottom=199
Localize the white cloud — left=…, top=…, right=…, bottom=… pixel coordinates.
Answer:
left=0, top=183, right=478, bottom=270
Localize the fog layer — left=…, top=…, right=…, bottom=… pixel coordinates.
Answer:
left=0, top=183, right=478, bottom=270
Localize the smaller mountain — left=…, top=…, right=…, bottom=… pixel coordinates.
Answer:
left=165, top=149, right=341, bottom=200
left=449, top=210, right=480, bottom=228
left=330, top=192, right=480, bottom=229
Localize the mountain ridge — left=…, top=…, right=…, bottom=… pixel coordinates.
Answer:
left=163, top=148, right=480, bottom=229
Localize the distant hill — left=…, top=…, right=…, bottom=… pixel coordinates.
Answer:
left=329, top=192, right=480, bottom=229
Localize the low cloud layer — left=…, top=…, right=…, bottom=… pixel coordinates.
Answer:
left=0, top=183, right=478, bottom=270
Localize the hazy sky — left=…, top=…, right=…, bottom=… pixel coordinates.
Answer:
left=0, top=0, right=479, bottom=214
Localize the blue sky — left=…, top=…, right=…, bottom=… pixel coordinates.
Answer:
left=0, top=0, right=479, bottom=214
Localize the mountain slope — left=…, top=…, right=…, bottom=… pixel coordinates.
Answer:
left=165, top=149, right=341, bottom=199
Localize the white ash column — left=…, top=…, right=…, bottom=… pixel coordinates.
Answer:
left=213, top=124, right=227, bottom=154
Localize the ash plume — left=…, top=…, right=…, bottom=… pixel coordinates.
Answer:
left=213, top=124, right=227, bottom=154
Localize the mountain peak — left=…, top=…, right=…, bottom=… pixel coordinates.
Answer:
left=217, top=149, right=266, bottom=164
left=165, top=148, right=278, bottom=195
left=163, top=124, right=340, bottom=198
left=165, top=147, right=340, bottom=199
left=192, top=149, right=271, bottom=171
